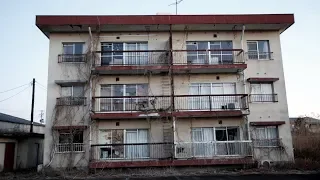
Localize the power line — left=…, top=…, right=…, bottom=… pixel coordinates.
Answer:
left=0, top=85, right=31, bottom=103
left=0, top=82, right=30, bottom=93
left=35, top=83, right=47, bottom=91
left=35, top=81, right=47, bottom=90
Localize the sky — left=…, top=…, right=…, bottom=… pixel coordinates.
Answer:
left=0, top=0, right=319, bottom=122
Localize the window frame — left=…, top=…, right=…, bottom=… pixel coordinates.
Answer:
left=61, top=85, right=85, bottom=97
left=186, top=41, right=234, bottom=64
left=191, top=127, right=240, bottom=142
left=101, top=42, right=148, bottom=65
left=62, top=42, right=85, bottom=55
left=247, top=40, right=271, bottom=60
left=249, top=82, right=277, bottom=103
left=253, top=126, right=280, bottom=147
left=57, top=130, right=84, bottom=153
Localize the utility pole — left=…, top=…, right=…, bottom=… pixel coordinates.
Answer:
left=30, top=78, right=35, bottom=133
left=169, top=0, right=184, bottom=15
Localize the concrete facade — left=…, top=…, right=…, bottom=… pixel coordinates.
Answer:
left=41, top=14, right=294, bottom=169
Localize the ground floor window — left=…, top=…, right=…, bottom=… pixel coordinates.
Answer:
left=57, top=130, right=84, bottom=153
left=252, top=126, right=280, bottom=147
left=190, top=127, right=241, bottom=156
left=99, top=129, right=149, bottom=159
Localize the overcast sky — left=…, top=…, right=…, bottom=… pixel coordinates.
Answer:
left=0, top=0, right=319, bottom=122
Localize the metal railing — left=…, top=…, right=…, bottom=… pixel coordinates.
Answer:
left=250, top=94, right=278, bottom=102
left=56, top=143, right=84, bottom=153
left=56, top=97, right=87, bottom=106
left=253, top=139, right=281, bottom=148
left=174, top=94, right=248, bottom=111
left=173, top=49, right=245, bottom=64
left=175, top=141, right=252, bottom=158
left=245, top=52, right=273, bottom=60
left=94, top=50, right=169, bottom=66
left=93, top=95, right=171, bottom=112
left=58, top=54, right=87, bottom=63
left=90, top=143, right=173, bottom=161
left=93, top=49, right=245, bottom=67
left=92, top=94, right=248, bottom=112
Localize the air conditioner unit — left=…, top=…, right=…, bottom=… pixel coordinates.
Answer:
left=259, top=160, right=274, bottom=169
left=227, top=103, right=235, bottom=109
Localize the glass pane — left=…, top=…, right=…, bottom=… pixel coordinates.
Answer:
left=137, top=84, right=148, bottom=96
left=101, top=86, right=111, bottom=96
left=258, top=41, right=269, bottom=53
left=221, top=55, right=233, bottom=64
left=74, top=43, right=83, bottom=54
left=61, top=87, right=72, bottom=97
left=101, top=57, right=112, bottom=65
left=192, top=129, right=202, bottom=142
left=247, top=42, right=257, bottom=51
left=215, top=128, right=227, bottom=141
left=113, top=43, right=123, bottom=56
left=187, top=43, right=198, bottom=55
left=267, top=127, right=278, bottom=139
left=113, top=85, right=124, bottom=96
left=63, top=45, right=73, bottom=54
left=73, top=86, right=84, bottom=97
left=221, top=41, right=233, bottom=55
left=198, top=42, right=208, bottom=50
left=227, top=127, right=239, bottom=140
left=126, top=85, right=136, bottom=96
left=59, top=133, right=71, bottom=143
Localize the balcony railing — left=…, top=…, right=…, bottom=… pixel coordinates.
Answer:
left=58, top=54, right=87, bottom=63
left=92, top=94, right=248, bottom=112
left=90, top=141, right=252, bottom=161
left=173, top=49, right=245, bottom=64
left=94, top=50, right=169, bottom=66
left=93, top=49, right=245, bottom=67
left=245, top=52, right=273, bottom=60
left=91, top=143, right=173, bottom=161
left=252, top=139, right=281, bottom=148
left=56, top=97, right=87, bottom=106
left=56, top=143, right=84, bottom=153
left=250, top=94, right=278, bottom=102
left=175, top=141, right=252, bottom=158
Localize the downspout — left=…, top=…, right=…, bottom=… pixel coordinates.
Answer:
left=169, top=24, right=176, bottom=158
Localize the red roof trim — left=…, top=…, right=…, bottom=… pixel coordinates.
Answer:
left=250, top=121, right=285, bottom=126
left=247, top=77, right=279, bottom=82
left=36, top=14, right=294, bottom=26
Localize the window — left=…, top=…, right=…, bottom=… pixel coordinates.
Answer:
left=100, top=84, right=148, bottom=111
left=186, top=41, right=233, bottom=64
left=247, top=41, right=271, bottom=60
left=61, top=43, right=85, bottom=62
left=59, top=86, right=85, bottom=105
left=253, top=126, right=280, bottom=147
left=99, top=129, right=149, bottom=159
left=188, top=83, right=238, bottom=110
left=57, top=130, right=84, bottom=152
left=191, top=127, right=240, bottom=156
left=63, top=43, right=84, bottom=54
left=101, top=42, right=148, bottom=65
left=250, top=83, right=276, bottom=102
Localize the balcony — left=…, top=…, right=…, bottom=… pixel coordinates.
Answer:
left=92, top=50, right=170, bottom=75
left=91, top=94, right=249, bottom=119
left=172, top=49, right=246, bottom=74
left=56, top=143, right=84, bottom=153
left=92, top=49, right=247, bottom=75
left=90, top=141, right=253, bottom=168
left=58, top=54, right=87, bottom=63
left=56, top=97, right=87, bottom=106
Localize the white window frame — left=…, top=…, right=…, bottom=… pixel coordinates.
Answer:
left=101, top=42, right=148, bottom=65
left=253, top=126, right=279, bottom=147
left=247, top=40, right=271, bottom=60
left=100, top=84, right=148, bottom=112
left=250, top=83, right=276, bottom=103
left=61, top=86, right=85, bottom=97
left=186, top=41, right=233, bottom=64
left=57, top=131, right=84, bottom=153
left=62, top=43, right=84, bottom=55
left=98, top=129, right=149, bottom=159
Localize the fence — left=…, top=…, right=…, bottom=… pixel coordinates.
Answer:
left=175, top=141, right=252, bottom=158
left=90, top=143, right=173, bottom=161
left=250, top=94, right=278, bottom=102
left=56, top=143, right=84, bottom=153
left=58, top=54, right=87, bottom=63
left=56, top=97, right=87, bottom=106
left=92, top=94, right=248, bottom=112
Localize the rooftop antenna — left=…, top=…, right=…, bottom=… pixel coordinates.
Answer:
left=169, top=0, right=184, bottom=15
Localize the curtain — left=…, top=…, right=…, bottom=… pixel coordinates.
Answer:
left=212, top=84, right=224, bottom=109
left=189, top=84, right=200, bottom=110
left=138, top=129, right=149, bottom=157
left=137, top=43, right=148, bottom=64
left=200, top=84, right=211, bottom=110
left=203, top=128, right=214, bottom=157
left=125, top=129, right=149, bottom=159
left=125, top=43, right=136, bottom=65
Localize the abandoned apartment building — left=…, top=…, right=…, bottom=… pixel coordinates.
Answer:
left=37, top=14, right=295, bottom=169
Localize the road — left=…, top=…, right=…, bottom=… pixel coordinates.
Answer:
left=88, top=174, right=320, bottom=180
